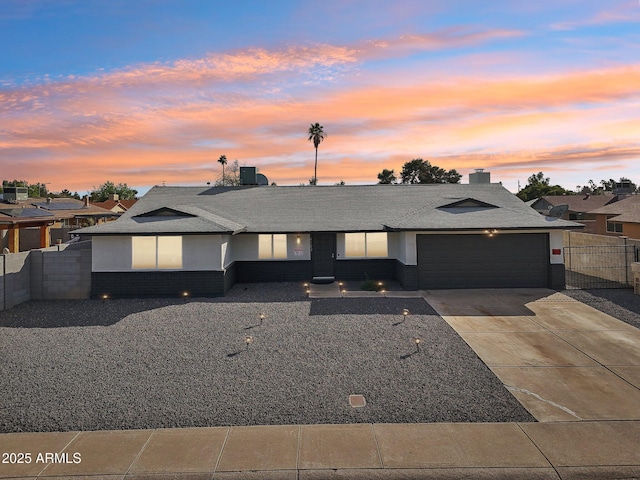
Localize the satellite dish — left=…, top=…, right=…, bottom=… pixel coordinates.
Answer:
left=548, top=204, right=569, bottom=218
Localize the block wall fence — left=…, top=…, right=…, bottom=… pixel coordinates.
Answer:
left=0, top=241, right=91, bottom=311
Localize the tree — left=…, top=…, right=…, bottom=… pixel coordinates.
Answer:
left=214, top=159, right=241, bottom=186
left=51, top=189, right=81, bottom=199
left=218, top=155, right=228, bottom=186
left=516, top=172, right=572, bottom=201
left=91, top=181, right=138, bottom=202
left=307, top=123, right=326, bottom=185
left=377, top=169, right=397, bottom=184
left=399, top=159, right=461, bottom=184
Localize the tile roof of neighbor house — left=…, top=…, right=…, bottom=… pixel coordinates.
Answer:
left=589, top=194, right=640, bottom=223
left=76, top=183, right=581, bottom=235
left=92, top=199, right=137, bottom=211
left=539, top=194, right=618, bottom=212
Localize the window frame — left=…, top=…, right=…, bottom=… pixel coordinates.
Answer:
left=605, top=216, right=623, bottom=234
left=258, top=234, right=288, bottom=259
left=344, top=232, right=388, bottom=258
left=132, top=235, right=183, bottom=269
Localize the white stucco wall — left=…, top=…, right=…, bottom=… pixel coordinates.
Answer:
left=92, top=236, right=132, bottom=271
left=183, top=235, right=221, bottom=270
left=549, top=230, right=564, bottom=265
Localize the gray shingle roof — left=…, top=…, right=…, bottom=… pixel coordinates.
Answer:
left=76, top=183, right=581, bottom=235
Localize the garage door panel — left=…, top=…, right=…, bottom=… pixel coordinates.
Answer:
left=417, top=234, right=548, bottom=289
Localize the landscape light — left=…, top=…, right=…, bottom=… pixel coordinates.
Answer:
left=245, top=336, right=254, bottom=350
left=259, top=313, right=265, bottom=325
left=403, top=309, right=409, bottom=317
left=414, top=337, right=422, bottom=352
left=101, top=294, right=108, bottom=302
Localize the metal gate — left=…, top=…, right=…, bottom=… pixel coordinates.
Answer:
left=564, top=245, right=636, bottom=289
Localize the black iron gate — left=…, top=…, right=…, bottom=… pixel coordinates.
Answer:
left=564, top=245, right=636, bottom=289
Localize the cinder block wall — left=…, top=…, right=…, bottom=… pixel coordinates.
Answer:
left=40, top=242, right=92, bottom=300
left=0, top=241, right=92, bottom=311
left=0, top=251, right=31, bottom=310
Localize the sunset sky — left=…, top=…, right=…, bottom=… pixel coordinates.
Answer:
left=1, top=0, right=639, bottom=195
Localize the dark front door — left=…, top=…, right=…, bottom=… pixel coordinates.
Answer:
left=312, top=233, right=336, bottom=277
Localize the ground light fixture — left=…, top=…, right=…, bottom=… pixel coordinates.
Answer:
left=403, top=308, right=410, bottom=318
left=182, top=291, right=189, bottom=301
left=245, top=336, right=254, bottom=350
left=101, top=294, right=108, bottom=302
left=259, top=313, right=265, bottom=326
left=414, top=337, right=422, bottom=353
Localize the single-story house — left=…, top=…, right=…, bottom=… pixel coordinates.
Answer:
left=0, top=198, right=116, bottom=252
left=76, top=183, right=582, bottom=298
left=529, top=194, right=618, bottom=234
left=588, top=194, right=640, bottom=238
left=91, top=194, right=137, bottom=214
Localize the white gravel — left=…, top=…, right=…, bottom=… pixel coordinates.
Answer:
left=0, top=283, right=534, bottom=432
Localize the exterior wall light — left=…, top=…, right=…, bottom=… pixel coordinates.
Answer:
left=296, top=235, right=301, bottom=244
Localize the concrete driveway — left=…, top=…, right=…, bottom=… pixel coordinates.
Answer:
left=423, top=288, right=640, bottom=422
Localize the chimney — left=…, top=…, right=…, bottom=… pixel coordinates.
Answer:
left=83, top=195, right=90, bottom=207
left=109, top=193, right=119, bottom=201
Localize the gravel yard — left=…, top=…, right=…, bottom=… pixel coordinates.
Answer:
left=0, top=283, right=534, bottom=433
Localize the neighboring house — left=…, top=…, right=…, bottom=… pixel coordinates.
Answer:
left=529, top=194, right=618, bottom=234
left=0, top=197, right=116, bottom=252
left=76, top=184, right=581, bottom=298
left=92, top=195, right=137, bottom=214
left=589, top=194, right=640, bottom=239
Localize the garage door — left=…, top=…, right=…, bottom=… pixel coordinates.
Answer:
left=417, top=234, right=548, bottom=289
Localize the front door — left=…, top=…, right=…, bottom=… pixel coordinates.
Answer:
left=312, top=233, right=336, bottom=278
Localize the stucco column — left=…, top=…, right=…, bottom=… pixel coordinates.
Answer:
left=40, top=225, right=51, bottom=249
left=8, top=227, right=19, bottom=253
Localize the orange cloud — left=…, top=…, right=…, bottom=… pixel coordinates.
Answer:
left=2, top=32, right=639, bottom=194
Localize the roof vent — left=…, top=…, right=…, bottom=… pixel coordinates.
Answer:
left=469, top=169, right=491, bottom=184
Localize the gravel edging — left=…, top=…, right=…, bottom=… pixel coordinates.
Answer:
left=0, top=285, right=533, bottom=433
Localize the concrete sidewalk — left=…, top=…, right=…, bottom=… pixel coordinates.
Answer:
left=1, top=421, right=639, bottom=479
left=2, top=288, right=640, bottom=479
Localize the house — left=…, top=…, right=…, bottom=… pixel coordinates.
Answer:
left=0, top=197, right=116, bottom=252
left=529, top=194, right=618, bottom=234
left=588, top=194, right=640, bottom=239
left=76, top=183, right=582, bottom=298
left=91, top=194, right=137, bottom=214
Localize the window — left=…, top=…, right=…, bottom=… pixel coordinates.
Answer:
left=606, top=216, right=623, bottom=234
left=344, top=232, right=388, bottom=257
left=258, top=234, right=287, bottom=259
left=132, top=236, right=182, bottom=269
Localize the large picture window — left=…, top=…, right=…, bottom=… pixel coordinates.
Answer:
left=258, top=234, right=287, bottom=259
left=132, top=236, right=182, bottom=269
left=344, top=232, right=388, bottom=257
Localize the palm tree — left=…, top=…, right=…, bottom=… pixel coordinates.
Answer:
left=218, top=155, right=227, bottom=185
left=307, top=123, right=326, bottom=185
